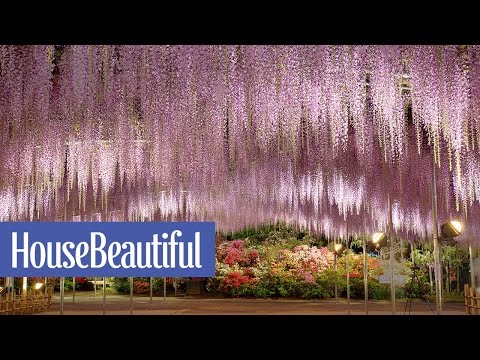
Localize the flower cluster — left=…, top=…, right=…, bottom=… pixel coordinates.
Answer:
left=217, top=240, right=260, bottom=267
left=218, top=271, right=255, bottom=293
left=269, top=245, right=333, bottom=284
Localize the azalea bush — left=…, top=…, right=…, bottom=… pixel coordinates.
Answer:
left=133, top=280, right=150, bottom=295
left=111, top=277, right=154, bottom=295
left=207, top=227, right=388, bottom=299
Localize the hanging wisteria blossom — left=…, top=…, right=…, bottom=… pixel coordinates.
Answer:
left=0, top=45, right=478, bottom=243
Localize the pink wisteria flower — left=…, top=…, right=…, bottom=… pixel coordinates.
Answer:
left=0, top=45, right=477, bottom=242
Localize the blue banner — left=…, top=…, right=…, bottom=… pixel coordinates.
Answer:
left=0, top=222, right=216, bottom=277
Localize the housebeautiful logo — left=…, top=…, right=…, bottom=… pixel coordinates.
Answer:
left=0, top=222, right=216, bottom=277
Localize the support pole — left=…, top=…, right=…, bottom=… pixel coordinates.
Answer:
left=150, top=277, right=153, bottom=304
left=60, top=277, right=65, bottom=315
left=388, top=196, right=395, bottom=314
left=129, top=277, right=134, bottom=315
left=22, top=277, right=27, bottom=300
left=469, top=244, right=476, bottom=290
left=363, top=217, right=368, bottom=315
left=431, top=154, right=443, bottom=314
left=334, top=237, right=338, bottom=305
left=164, top=277, right=166, bottom=301
left=102, top=277, right=106, bottom=315
left=346, top=225, right=350, bottom=315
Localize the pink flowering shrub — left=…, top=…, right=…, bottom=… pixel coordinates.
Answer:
left=217, top=240, right=260, bottom=267
left=209, top=233, right=385, bottom=299
left=274, top=245, right=332, bottom=277
left=133, top=280, right=150, bottom=295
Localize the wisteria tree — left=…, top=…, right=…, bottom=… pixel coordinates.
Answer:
left=0, top=45, right=479, bottom=245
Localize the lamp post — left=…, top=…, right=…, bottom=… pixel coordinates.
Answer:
left=372, top=232, right=386, bottom=249
left=372, top=231, right=387, bottom=312
left=437, top=219, right=464, bottom=313
left=333, top=239, right=343, bottom=305
left=34, top=282, right=44, bottom=301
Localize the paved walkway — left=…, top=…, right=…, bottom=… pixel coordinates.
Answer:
left=36, top=291, right=466, bottom=315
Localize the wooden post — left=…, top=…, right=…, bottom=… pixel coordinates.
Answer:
left=470, top=286, right=475, bottom=315
left=476, top=289, right=480, bottom=316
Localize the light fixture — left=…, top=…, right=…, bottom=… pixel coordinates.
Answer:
left=332, top=240, right=345, bottom=305
left=334, top=243, right=344, bottom=255
left=34, top=282, right=44, bottom=290
left=0, top=286, right=4, bottom=294
left=440, top=220, right=463, bottom=239
left=372, top=232, right=386, bottom=248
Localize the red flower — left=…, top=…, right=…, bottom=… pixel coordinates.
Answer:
left=221, top=271, right=252, bottom=290
left=224, top=248, right=243, bottom=265
left=230, top=240, right=244, bottom=250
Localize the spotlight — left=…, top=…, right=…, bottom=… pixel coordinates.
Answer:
left=372, top=232, right=386, bottom=248
left=34, top=282, right=44, bottom=290
left=334, top=243, right=344, bottom=255
left=440, top=220, right=463, bottom=239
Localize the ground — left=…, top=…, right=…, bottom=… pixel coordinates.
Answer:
left=36, top=291, right=466, bottom=315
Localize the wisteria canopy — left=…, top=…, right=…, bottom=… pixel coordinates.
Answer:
left=1, top=45, right=479, bottom=244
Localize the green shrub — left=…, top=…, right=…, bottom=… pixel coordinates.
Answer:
left=273, top=276, right=302, bottom=297
left=111, top=277, right=130, bottom=294
left=395, top=286, right=405, bottom=299
left=368, top=281, right=390, bottom=300
left=152, top=277, right=178, bottom=295
left=247, top=282, right=275, bottom=298
left=111, top=277, right=147, bottom=294
left=348, top=277, right=366, bottom=298
left=299, top=282, right=332, bottom=299
left=403, top=277, right=431, bottom=299
left=50, top=278, right=74, bottom=291
left=317, top=269, right=347, bottom=296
